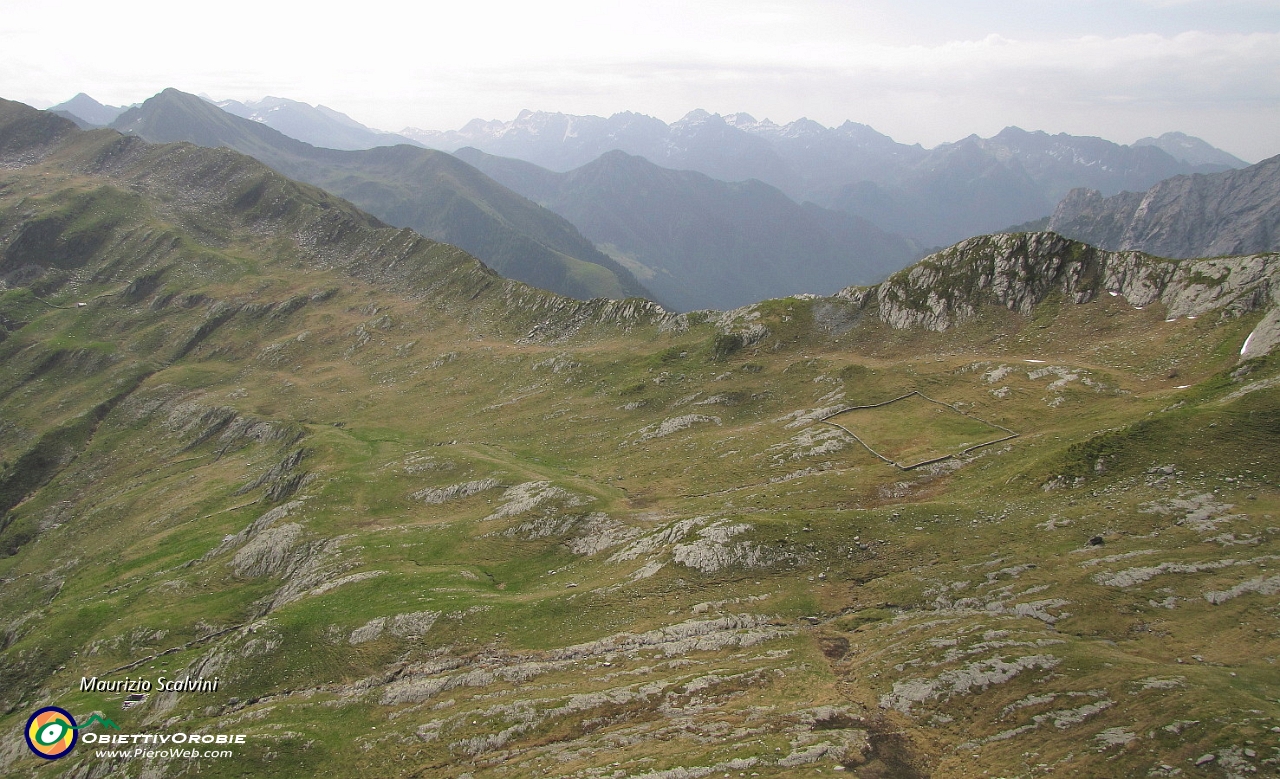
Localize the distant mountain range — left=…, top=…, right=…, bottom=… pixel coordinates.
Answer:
left=106, top=89, right=651, bottom=303
left=406, top=111, right=1247, bottom=247
left=1048, top=154, right=1280, bottom=258
left=215, top=97, right=424, bottom=151
left=44, top=90, right=1271, bottom=309
left=455, top=147, right=916, bottom=311
left=85, top=90, right=926, bottom=310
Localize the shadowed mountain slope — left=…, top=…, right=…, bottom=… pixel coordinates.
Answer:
left=455, top=147, right=917, bottom=311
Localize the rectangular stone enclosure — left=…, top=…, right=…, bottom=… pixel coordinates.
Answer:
left=826, top=392, right=1016, bottom=469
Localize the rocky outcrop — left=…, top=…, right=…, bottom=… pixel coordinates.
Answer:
left=1048, top=155, right=1280, bottom=258
left=483, top=481, right=589, bottom=521
left=236, top=447, right=311, bottom=502
left=880, top=654, right=1062, bottom=714
left=604, top=516, right=787, bottom=575
left=202, top=500, right=303, bottom=561
left=629, top=414, right=722, bottom=443
left=1242, top=307, right=1280, bottom=359
left=410, top=478, right=501, bottom=504
left=378, top=614, right=791, bottom=706
left=502, top=512, right=640, bottom=556
left=349, top=611, right=440, bottom=643
left=834, top=232, right=1278, bottom=342
left=843, top=232, right=1115, bottom=330
left=231, top=523, right=305, bottom=578
left=671, top=522, right=769, bottom=573
left=1203, top=575, right=1280, bottom=606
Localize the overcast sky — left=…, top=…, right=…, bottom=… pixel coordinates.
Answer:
left=2, top=0, right=1278, bottom=161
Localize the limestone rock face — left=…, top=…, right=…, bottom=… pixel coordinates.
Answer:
left=1048, top=155, right=1280, bottom=258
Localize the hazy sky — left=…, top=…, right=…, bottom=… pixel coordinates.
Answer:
left=3, top=0, right=1278, bottom=161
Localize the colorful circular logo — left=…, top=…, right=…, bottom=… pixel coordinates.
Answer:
left=25, top=707, right=78, bottom=759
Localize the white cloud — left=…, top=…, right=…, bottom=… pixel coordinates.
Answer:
left=0, top=1, right=1276, bottom=160
left=338, top=29, right=1277, bottom=159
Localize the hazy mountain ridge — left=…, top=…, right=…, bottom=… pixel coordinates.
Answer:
left=1049, top=154, right=1280, bottom=258
left=52, top=93, right=423, bottom=152
left=456, top=146, right=917, bottom=311
left=106, top=89, right=653, bottom=303
left=47, top=93, right=128, bottom=127
left=215, top=96, right=425, bottom=151
left=407, top=109, right=1243, bottom=247
left=955, top=127, right=1207, bottom=203
left=1135, top=131, right=1251, bottom=168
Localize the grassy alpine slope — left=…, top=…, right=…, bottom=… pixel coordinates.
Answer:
left=1, top=98, right=1279, bottom=778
